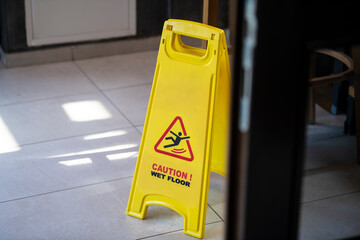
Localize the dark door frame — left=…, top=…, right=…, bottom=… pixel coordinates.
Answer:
left=226, top=0, right=360, bottom=239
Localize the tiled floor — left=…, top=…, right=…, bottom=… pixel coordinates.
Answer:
left=300, top=106, right=360, bottom=240
left=0, top=51, right=359, bottom=239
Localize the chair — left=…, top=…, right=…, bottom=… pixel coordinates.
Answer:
left=308, top=48, right=359, bottom=164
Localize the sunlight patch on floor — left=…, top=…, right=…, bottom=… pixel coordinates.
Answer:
left=62, top=101, right=112, bottom=122
left=83, top=130, right=128, bottom=140
left=59, top=157, right=92, bottom=166
left=0, top=116, right=20, bottom=154
left=46, top=143, right=138, bottom=158
left=106, top=151, right=138, bottom=161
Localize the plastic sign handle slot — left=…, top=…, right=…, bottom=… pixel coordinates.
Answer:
left=163, top=22, right=220, bottom=66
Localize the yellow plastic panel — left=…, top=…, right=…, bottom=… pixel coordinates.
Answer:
left=209, top=29, right=231, bottom=176
left=127, top=19, right=230, bottom=238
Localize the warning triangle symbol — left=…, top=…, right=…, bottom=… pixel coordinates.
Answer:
left=154, top=116, right=194, bottom=161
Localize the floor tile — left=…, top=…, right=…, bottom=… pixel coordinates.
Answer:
left=304, top=136, right=356, bottom=170
left=312, top=104, right=346, bottom=126
left=305, top=104, right=347, bottom=144
left=302, top=161, right=360, bottom=203
left=208, top=172, right=227, bottom=220
left=104, top=84, right=152, bottom=126
left=299, top=192, right=360, bottom=240
left=0, top=61, right=5, bottom=70
left=76, top=51, right=157, bottom=90
left=0, top=178, right=221, bottom=240
left=142, top=221, right=225, bottom=240
left=306, top=124, right=346, bottom=144
left=0, top=62, right=97, bottom=105
left=0, top=92, right=132, bottom=147
left=137, top=125, right=144, bottom=133
left=0, top=127, right=141, bottom=202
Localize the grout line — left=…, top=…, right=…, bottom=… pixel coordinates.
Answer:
left=305, top=134, right=353, bottom=145
left=0, top=176, right=133, bottom=204
left=136, top=229, right=183, bottom=240
left=303, top=160, right=357, bottom=175
left=0, top=90, right=99, bottom=108
left=73, top=62, right=141, bottom=134
left=208, top=203, right=224, bottom=221
left=301, top=190, right=360, bottom=204
left=134, top=129, right=143, bottom=135
left=134, top=124, right=144, bottom=132
left=10, top=125, right=140, bottom=148
left=136, top=221, right=223, bottom=240
left=101, top=82, right=153, bottom=93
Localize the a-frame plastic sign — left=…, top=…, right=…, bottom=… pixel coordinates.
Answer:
left=127, top=19, right=231, bottom=239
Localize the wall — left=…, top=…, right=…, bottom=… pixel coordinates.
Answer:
left=1, top=0, right=228, bottom=53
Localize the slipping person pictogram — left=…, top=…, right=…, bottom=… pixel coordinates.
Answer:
left=154, top=116, right=194, bottom=161
left=164, top=131, right=190, bottom=148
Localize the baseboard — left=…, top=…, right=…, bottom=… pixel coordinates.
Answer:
left=0, top=36, right=161, bottom=68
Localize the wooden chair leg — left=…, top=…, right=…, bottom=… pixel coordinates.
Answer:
left=202, top=0, right=219, bottom=26
left=352, top=44, right=360, bottom=164
left=202, top=0, right=219, bottom=48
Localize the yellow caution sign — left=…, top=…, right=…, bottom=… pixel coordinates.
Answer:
left=127, top=19, right=230, bottom=238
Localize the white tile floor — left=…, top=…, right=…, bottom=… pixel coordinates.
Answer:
left=0, top=51, right=359, bottom=239
left=300, top=106, right=360, bottom=240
